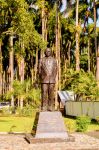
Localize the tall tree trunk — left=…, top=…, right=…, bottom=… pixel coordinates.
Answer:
left=45, top=15, right=47, bottom=42
left=20, top=57, right=24, bottom=109
left=96, top=42, right=99, bottom=86
left=58, top=15, right=61, bottom=90
left=30, top=55, right=34, bottom=84
left=9, top=35, right=14, bottom=107
left=19, top=41, right=25, bottom=109
left=55, top=3, right=61, bottom=109
left=55, top=3, right=58, bottom=109
left=68, top=41, right=71, bottom=67
left=35, top=48, right=38, bottom=81
left=94, top=0, right=99, bottom=85
left=94, top=0, right=97, bottom=57
left=88, top=38, right=90, bottom=72
left=0, top=39, right=2, bottom=95
left=41, top=0, right=47, bottom=59
left=75, top=0, right=80, bottom=71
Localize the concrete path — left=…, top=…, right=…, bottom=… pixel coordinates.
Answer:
left=0, top=133, right=99, bottom=150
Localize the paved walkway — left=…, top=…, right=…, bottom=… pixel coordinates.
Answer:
left=0, top=133, right=99, bottom=150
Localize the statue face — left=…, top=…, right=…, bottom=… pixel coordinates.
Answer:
left=45, top=48, right=51, bottom=57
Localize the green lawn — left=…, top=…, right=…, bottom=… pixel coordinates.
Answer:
left=0, top=117, right=34, bottom=133
left=0, top=115, right=99, bottom=133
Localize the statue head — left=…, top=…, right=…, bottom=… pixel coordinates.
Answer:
left=45, top=48, right=52, bottom=57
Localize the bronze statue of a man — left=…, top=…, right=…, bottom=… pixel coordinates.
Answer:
left=39, top=48, right=57, bottom=111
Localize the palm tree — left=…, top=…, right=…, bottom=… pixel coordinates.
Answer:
left=75, top=0, right=80, bottom=71
left=94, top=0, right=99, bottom=85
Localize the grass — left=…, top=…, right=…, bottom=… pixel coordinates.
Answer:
left=0, top=117, right=35, bottom=133
left=0, top=114, right=99, bottom=133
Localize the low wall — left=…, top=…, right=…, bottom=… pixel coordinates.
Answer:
left=65, top=101, right=99, bottom=119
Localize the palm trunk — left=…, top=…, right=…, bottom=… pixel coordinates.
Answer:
left=31, top=69, right=34, bottom=84
left=96, top=42, right=99, bottom=86
left=19, top=42, right=25, bottom=109
left=0, top=39, right=2, bottom=95
left=68, top=41, right=71, bottom=67
left=2, top=72, right=5, bottom=96
left=41, top=0, right=45, bottom=58
left=55, top=3, right=58, bottom=109
left=75, top=0, right=80, bottom=71
left=94, top=0, right=99, bottom=84
left=94, top=0, right=97, bottom=57
left=88, top=38, right=90, bottom=72
left=41, top=0, right=47, bottom=59
left=58, top=15, right=61, bottom=90
left=55, top=3, right=61, bottom=109
left=35, top=48, right=38, bottom=80
left=45, top=16, right=47, bottom=42
left=9, top=35, right=14, bottom=107
left=31, top=56, right=34, bottom=84
left=20, top=57, right=24, bottom=109
left=18, top=96, right=20, bottom=107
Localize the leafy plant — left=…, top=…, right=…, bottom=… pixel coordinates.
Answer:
left=76, top=116, right=91, bottom=132
left=5, top=79, right=41, bottom=108
left=64, top=118, right=76, bottom=133
left=62, top=69, right=99, bottom=101
left=16, top=105, right=36, bottom=117
left=95, top=116, right=99, bottom=124
left=0, top=107, right=11, bottom=117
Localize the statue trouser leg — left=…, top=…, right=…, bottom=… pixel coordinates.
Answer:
left=41, top=84, right=48, bottom=111
left=48, top=84, right=55, bottom=111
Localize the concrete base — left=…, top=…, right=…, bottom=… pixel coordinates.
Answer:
left=25, top=133, right=75, bottom=144
left=25, top=111, right=75, bottom=143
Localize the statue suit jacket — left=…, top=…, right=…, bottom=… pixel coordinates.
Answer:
left=39, top=56, right=57, bottom=83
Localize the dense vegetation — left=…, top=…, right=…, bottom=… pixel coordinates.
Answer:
left=0, top=0, right=99, bottom=109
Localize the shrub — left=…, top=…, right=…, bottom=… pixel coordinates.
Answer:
left=62, top=69, right=99, bottom=101
left=16, top=105, right=36, bottom=117
left=0, top=107, right=11, bottom=116
left=76, top=116, right=91, bottom=132
left=95, top=116, right=99, bottom=124
left=65, top=119, right=76, bottom=133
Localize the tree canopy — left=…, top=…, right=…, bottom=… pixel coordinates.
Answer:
left=0, top=0, right=99, bottom=107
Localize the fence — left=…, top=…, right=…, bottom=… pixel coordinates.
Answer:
left=65, top=101, right=99, bottom=119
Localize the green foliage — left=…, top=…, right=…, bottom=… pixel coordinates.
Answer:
left=62, top=69, right=99, bottom=100
left=0, top=107, right=11, bottom=116
left=76, top=116, right=91, bottom=132
left=64, top=117, right=76, bottom=133
left=95, top=116, right=99, bottom=124
left=5, top=79, right=41, bottom=107
left=26, top=88, right=41, bottom=106
left=16, top=105, right=36, bottom=117
left=80, top=49, right=88, bottom=70
left=1, top=0, right=99, bottom=106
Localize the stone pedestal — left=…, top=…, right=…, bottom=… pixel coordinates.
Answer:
left=35, top=111, right=68, bottom=139
left=25, top=111, right=74, bottom=143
